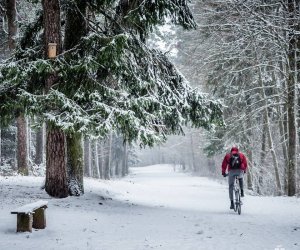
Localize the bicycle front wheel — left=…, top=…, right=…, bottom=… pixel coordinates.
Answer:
left=237, top=193, right=241, bottom=215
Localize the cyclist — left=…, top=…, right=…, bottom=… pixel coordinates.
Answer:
left=221, top=146, right=248, bottom=209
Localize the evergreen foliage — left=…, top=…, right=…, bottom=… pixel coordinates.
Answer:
left=0, top=0, right=223, bottom=146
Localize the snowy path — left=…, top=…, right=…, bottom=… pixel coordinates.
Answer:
left=0, top=165, right=299, bottom=250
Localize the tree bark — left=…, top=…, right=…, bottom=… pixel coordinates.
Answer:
left=286, top=0, right=298, bottom=196
left=121, top=141, right=128, bottom=177
left=104, top=134, right=112, bottom=180
left=190, top=131, right=197, bottom=172
left=245, top=93, right=253, bottom=191
left=258, top=118, right=267, bottom=195
left=6, top=0, right=17, bottom=50
left=43, top=0, right=68, bottom=198
left=64, top=0, right=87, bottom=190
left=66, top=133, right=84, bottom=195
left=98, top=140, right=104, bottom=178
left=34, top=125, right=44, bottom=165
left=6, top=0, right=29, bottom=175
left=16, top=114, right=28, bottom=175
left=0, top=127, right=1, bottom=166
left=45, top=127, right=68, bottom=198
left=84, top=138, right=92, bottom=176
left=93, top=140, right=100, bottom=178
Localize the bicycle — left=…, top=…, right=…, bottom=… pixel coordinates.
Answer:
left=225, top=173, right=242, bottom=215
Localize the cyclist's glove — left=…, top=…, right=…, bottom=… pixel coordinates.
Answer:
left=222, top=173, right=227, bottom=177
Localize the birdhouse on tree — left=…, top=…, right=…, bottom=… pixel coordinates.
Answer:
left=48, top=43, right=57, bottom=59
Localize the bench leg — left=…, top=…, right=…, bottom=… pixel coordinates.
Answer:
left=33, top=208, right=46, bottom=229
left=17, top=214, right=33, bottom=232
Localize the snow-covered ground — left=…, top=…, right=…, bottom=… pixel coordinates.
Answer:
left=0, top=164, right=299, bottom=250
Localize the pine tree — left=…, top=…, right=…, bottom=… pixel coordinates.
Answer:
left=0, top=0, right=223, bottom=197
left=43, top=0, right=68, bottom=198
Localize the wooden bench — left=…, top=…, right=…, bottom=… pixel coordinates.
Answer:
left=11, top=200, right=48, bottom=232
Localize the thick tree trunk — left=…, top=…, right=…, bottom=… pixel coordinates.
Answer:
left=286, top=0, right=298, bottom=196
left=64, top=0, right=87, bottom=191
left=43, top=0, right=68, bottom=198
left=66, top=133, right=84, bottom=195
left=45, top=127, right=68, bottom=197
left=17, top=114, right=28, bottom=175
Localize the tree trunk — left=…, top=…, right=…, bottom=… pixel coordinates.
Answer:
left=121, top=141, right=128, bottom=177
left=17, top=114, right=28, bottom=175
left=259, top=71, right=282, bottom=195
left=245, top=93, right=253, bottom=191
left=7, top=0, right=29, bottom=175
left=27, top=119, right=31, bottom=161
left=93, top=140, right=100, bottom=178
left=104, top=134, right=112, bottom=180
left=274, top=63, right=288, bottom=195
left=43, top=0, right=68, bottom=198
left=84, top=138, right=92, bottom=177
left=98, top=140, right=104, bottom=179
left=115, top=159, right=120, bottom=177
left=286, top=0, right=298, bottom=196
left=258, top=118, right=267, bottom=195
left=34, top=125, right=44, bottom=165
left=66, top=133, right=84, bottom=195
left=253, top=41, right=282, bottom=194
left=45, top=127, right=68, bottom=197
left=6, top=0, right=17, bottom=50
left=64, top=0, right=87, bottom=50
left=190, top=131, right=197, bottom=172
left=64, top=0, right=87, bottom=190
left=246, top=150, right=253, bottom=191
left=0, top=127, right=1, bottom=166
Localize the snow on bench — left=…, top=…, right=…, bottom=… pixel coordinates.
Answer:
left=11, top=200, right=48, bottom=232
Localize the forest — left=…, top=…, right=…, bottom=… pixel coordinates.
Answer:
left=0, top=0, right=300, bottom=198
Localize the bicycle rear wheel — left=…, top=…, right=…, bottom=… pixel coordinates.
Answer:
left=234, top=190, right=238, bottom=212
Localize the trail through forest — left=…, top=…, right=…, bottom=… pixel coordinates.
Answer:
left=0, top=165, right=299, bottom=250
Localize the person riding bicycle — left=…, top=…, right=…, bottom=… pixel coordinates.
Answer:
left=221, top=146, right=248, bottom=209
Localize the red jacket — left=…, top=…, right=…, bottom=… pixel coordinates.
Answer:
left=221, top=152, right=247, bottom=174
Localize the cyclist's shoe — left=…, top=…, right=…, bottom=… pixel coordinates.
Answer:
left=230, top=200, right=234, bottom=209
left=241, top=189, right=244, bottom=197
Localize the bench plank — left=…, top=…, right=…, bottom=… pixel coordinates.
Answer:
left=11, top=200, right=48, bottom=214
